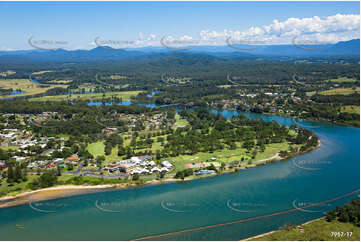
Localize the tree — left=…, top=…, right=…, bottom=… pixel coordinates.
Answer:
left=7, top=164, right=14, bottom=183
left=326, top=210, right=337, bottom=222
left=38, top=172, right=57, bottom=188
left=56, top=165, right=61, bottom=176
left=132, top=173, right=139, bottom=181
left=220, top=162, right=226, bottom=171
left=96, top=155, right=105, bottom=168
left=14, top=165, right=22, bottom=183
left=105, top=142, right=112, bottom=155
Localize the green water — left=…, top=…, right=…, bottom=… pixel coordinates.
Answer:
left=0, top=112, right=359, bottom=240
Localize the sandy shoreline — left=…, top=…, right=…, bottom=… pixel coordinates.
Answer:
left=0, top=178, right=184, bottom=209
left=0, top=184, right=118, bottom=209
left=243, top=217, right=325, bottom=241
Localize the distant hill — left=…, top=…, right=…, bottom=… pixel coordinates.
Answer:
left=0, top=39, right=358, bottom=63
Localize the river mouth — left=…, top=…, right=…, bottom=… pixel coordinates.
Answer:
left=0, top=112, right=359, bottom=241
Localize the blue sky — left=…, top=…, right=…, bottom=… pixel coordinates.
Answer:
left=0, top=1, right=359, bottom=50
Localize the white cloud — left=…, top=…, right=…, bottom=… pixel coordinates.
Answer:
left=199, top=13, right=360, bottom=45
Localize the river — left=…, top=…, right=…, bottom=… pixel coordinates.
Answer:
left=0, top=109, right=359, bottom=240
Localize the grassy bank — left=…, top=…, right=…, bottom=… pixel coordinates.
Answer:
left=250, top=218, right=360, bottom=241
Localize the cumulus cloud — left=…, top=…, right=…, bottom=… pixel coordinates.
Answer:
left=71, top=14, right=361, bottom=49
left=199, top=13, right=360, bottom=45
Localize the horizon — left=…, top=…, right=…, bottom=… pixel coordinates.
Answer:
left=0, top=1, right=359, bottom=51
left=0, top=38, right=360, bottom=52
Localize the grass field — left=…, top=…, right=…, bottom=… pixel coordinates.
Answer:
left=173, top=114, right=189, bottom=128
left=320, top=87, right=360, bottom=96
left=341, top=105, right=360, bottom=115
left=327, top=77, right=357, bottom=83
left=170, top=142, right=289, bottom=171
left=251, top=218, right=360, bottom=241
left=87, top=133, right=290, bottom=171
left=0, top=78, right=68, bottom=98
left=86, top=141, right=105, bottom=158
left=86, top=141, right=120, bottom=164
left=30, top=90, right=143, bottom=102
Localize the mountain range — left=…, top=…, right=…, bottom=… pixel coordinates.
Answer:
left=0, top=39, right=359, bottom=63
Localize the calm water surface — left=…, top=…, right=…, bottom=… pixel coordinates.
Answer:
left=0, top=111, right=359, bottom=240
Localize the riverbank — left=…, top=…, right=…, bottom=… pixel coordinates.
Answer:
left=244, top=217, right=324, bottom=241
left=0, top=133, right=321, bottom=209
left=213, top=106, right=360, bottom=128
left=0, top=178, right=184, bottom=209
left=0, top=151, right=297, bottom=209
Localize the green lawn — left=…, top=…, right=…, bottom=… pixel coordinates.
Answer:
left=86, top=141, right=105, bottom=157
left=86, top=141, right=121, bottom=164
left=1, top=145, right=19, bottom=151
left=169, top=142, right=289, bottom=171
left=173, top=114, right=189, bottom=128
left=341, top=105, right=360, bottom=115
left=251, top=218, right=360, bottom=241
left=29, top=90, right=143, bottom=102
left=327, top=77, right=357, bottom=83
left=320, top=87, right=360, bottom=96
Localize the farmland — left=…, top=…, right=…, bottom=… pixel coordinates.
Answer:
left=319, top=87, right=360, bottom=95
left=0, top=78, right=68, bottom=98
left=29, top=90, right=143, bottom=102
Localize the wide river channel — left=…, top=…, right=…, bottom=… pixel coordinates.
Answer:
left=0, top=108, right=359, bottom=240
